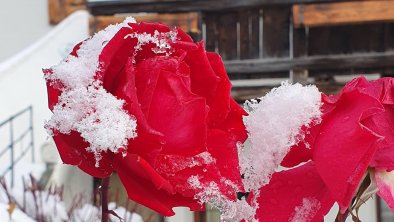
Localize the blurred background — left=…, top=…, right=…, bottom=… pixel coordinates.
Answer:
left=1, top=0, right=394, bottom=221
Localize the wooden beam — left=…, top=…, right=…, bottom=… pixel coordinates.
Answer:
left=293, top=0, right=394, bottom=28
left=224, top=51, right=394, bottom=74
left=91, top=13, right=199, bottom=33
left=48, top=0, right=87, bottom=24
left=87, top=0, right=356, bottom=15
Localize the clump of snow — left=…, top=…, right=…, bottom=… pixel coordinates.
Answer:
left=188, top=176, right=255, bottom=222
left=46, top=85, right=137, bottom=166
left=240, top=81, right=322, bottom=192
left=124, top=29, right=177, bottom=58
left=45, top=17, right=138, bottom=166
left=46, top=17, right=136, bottom=89
left=291, top=198, right=321, bottom=222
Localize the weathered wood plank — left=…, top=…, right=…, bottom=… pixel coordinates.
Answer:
left=203, top=13, right=218, bottom=52
left=239, top=10, right=250, bottom=59
left=49, top=0, right=87, bottom=24
left=91, top=13, right=199, bottom=32
left=293, top=1, right=394, bottom=28
left=308, top=26, right=349, bottom=55
left=292, top=27, right=309, bottom=84
left=262, top=7, right=291, bottom=58
left=88, top=0, right=363, bottom=15
left=48, top=0, right=66, bottom=24
left=217, top=12, right=238, bottom=60
left=384, top=23, right=394, bottom=50
left=224, top=51, right=394, bottom=74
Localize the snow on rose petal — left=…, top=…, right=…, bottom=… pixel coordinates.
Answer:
left=254, top=162, right=334, bottom=222
left=240, top=81, right=322, bottom=192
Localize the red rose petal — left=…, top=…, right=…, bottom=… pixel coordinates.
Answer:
left=174, top=27, right=194, bottom=43
left=70, top=41, right=83, bottom=57
left=114, top=154, right=174, bottom=194
left=115, top=154, right=203, bottom=216
left=52, top=131, right=83, bottom=165
left=43, top=68, right=62, bottom=111
left=138, top=57, right=207, bottom=156
left=281, top=142, right=312, bottom=168
left=363, top=105, right=394, bottom=171
left=205, top=52, right=232, bottom=126
left=113, top=58, right=164, bottom=163
left=371, top=146, right=394, bottom=171
left=255, top=162, right=334, bottom=222
left=52, top=131, right=113, bottom=178
left=184, top=42, right=219, bottom=107
left=207, top=129, right=243, bottom=191
left=313, top=90, right=383, bottom=212
left=99, top=27, right=136, bottom=93
left=375, top=169, right=394, bottom=212
left=217, top=99, right=248, bottom=143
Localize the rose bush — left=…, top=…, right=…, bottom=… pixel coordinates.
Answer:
left=44, top=19, right=247, bottom=216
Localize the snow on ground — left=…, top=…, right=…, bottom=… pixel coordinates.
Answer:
left=0, top=162, right=45, bottom=189
left=0, top=202, right=35, bottom=222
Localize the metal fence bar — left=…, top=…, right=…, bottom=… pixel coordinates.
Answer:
left=9, top=118, right=14, bottom=187
left=30, top=106, right=35, bottom=163
left=0, top=106, right=34, bottom=187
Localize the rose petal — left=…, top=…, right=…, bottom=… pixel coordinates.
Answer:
left=254, top=162, right=334, bottom=222
left=375, top=169, right=394, bottom=212
left=363, top=105, right=394, bottom=171
left=207, top=129, right=243, bottom=191
left=313, top=90, right=383, bottom=212
left=281, top=142, right=312, bottom=168
left=99, top=27, right=136, bottom=93
left=217, top=99, right=248, bottom=143
left=52, top=131, right=83, bottom=165
left=43, top=68, right=62, bottom=110
left=115, top=154, right=202, bottom=216
left=205, top=52, right=232, bottom=126
left=139, top=57, right=207, bottom=156
left=129, top=22, right=173, bottom=63
left=114, top=58, right=164, bottom=163
left=184, top=42, right=219, bottom=107
left=52, top=131, right=113, bottom=178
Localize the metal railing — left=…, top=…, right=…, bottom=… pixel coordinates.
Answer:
left=0, top=106, right=35, bottom=187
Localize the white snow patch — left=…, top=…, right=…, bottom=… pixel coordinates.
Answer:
left=291, top=198, right=321, bottom=222
left=124, top=29, right=177, bottom=59
left=0, top=202, right=35, bottom=222
left=12, top=189, right=68, bottom=222
left=46, top=17, right=136, bottom=90
left=157, top=152, right=215, bottom=176
left=46, top=84, right=137, bottom=166
left=45, top=17, right=138, bottom=166
left=240, top=81, right=322, bottom=192
left=188, top=176, right=255, bottom=222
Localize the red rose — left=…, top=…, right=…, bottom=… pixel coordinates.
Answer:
left=44, top=20, right=247, bottom=216
left=254, top=76, right=394, bottom=221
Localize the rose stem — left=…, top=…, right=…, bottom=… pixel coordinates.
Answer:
left=101, top=177, right=110, bottom=222
left=335, top=211, right=349, bottom=222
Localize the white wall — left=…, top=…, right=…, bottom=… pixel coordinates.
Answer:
left=0, top=11, right=89, bottom=163
left=0, top=0, right=52, bottom=62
